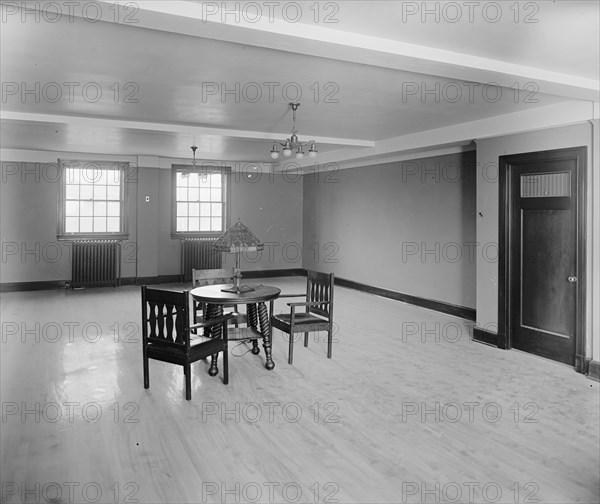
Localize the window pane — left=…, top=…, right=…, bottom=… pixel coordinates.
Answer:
left=189, top=203, right=199, bottom=217
left=200, top=202, right=211, bottom=216
left=107, top=202, right=119, bottom=216
left=107, top=217, right=120, bottom=232
left=94, top=201, right=107, bottom=216
left=211, top=217, right=221, bottom=231
left=80, top=201, right=93, bottom=216
left=65, top=217, right=79, bottom=232
left=177, top=217, right=188, bottom=232
left=94, top=185, right=107, bottom=200
left=188, top=218, right=200, bottom=232
left=94, top=217, right=107, bottom=232
left=212, top=203, right=222, bottom=217
left=177, top=202, right=188, bottom=217
left=211, top=188, right=221, bottom=201
left=80, top=217, right=93, bottom=232
left=66, top=201, right=79, bottom=216
left=66, top=185, right=79, bottom=199
left=199, top=188, right=210, bottom=201
left=80, top=185, right=93, bottom=200
left=176, top=172, right=187, bottom=185
left=188, top=175, right=200, bottom=188
left=81, top=166, right=101, bottom=184
left=200, top=218, right=211, bottom=231
left=107, top=170, right=120, bottom=185
left=176, top=187, right=187, bottom=201
left=96, top=171, right=108, bottom=184
left=211, top=174, right=222, bottom=187
left=106, top=185, right=120, bottom=200
left=66, top=168, right=80, bottom=184
left=188, top=187, right=199, bottom=201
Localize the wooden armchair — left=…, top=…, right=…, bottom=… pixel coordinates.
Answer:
left=271, top=271, right=335, bottom=364
left=141, top=286, right=234, bottom=400
left=191, top=268, right=244, bottom=326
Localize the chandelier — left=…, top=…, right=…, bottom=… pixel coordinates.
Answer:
left=270, top=103, right=318, bottom=160
left=181, top=145, right=199, bottom=178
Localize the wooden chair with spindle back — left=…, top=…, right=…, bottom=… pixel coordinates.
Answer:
left=271, top=270, right=335, bottom=364
left=141, top=286, right=234, bottom=400
left=191, top=268, right=245, bottom=326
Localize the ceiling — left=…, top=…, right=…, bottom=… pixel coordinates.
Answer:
left=1, top=1, right=598, bottom=169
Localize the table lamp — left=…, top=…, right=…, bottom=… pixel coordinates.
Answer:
left=212, top=220, right=264, bottom=293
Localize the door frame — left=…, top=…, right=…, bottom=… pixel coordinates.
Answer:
left=498, top=146, right=587, bottom=373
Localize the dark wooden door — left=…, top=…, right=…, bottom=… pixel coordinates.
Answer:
left=502, top=148, right=586, bottom=367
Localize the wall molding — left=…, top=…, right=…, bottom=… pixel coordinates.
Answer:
left=588, top=360, right=600, bottom=381
left=473, top=326, right=499, bottom=347
left=334, top=276, right=476, bottom=321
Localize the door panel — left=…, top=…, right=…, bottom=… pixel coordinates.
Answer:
left=507, top=155, right=582, bottom=366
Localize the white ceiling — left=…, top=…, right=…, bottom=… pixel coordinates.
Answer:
left=1, top=1, right=598, bottom=168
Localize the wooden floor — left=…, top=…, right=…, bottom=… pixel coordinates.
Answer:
left=1, top=277, right=598, bottom=504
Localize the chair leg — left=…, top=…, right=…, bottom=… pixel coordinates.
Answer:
left=327, top=329, right=332, bottom=358
left=223, top=348, right=229, bottom=385
left=184, top=363, right=192, bottom=400
left=143, top=355, right=149, bottom=389
left=288, top=332, right=294, bottom=365
left=304, top=332, right=309, bottom=347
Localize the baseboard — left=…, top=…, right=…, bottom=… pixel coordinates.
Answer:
left=588, top=360, right=600, bottom=382
left=0, top=280, right=68, bottom=292
left=473, top=326, right=499, bottom=347
left=334, top=276, right=476, bottom=321
left=242, top=268, right=305, bottom=279
left=1, top=269, right=306, bottom=292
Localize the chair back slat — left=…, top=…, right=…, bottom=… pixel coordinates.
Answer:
left=142, top=288, right=189, bottom=348
left=307, top=271, right=334, bottom=318
left=192, top=268, right=234, bottom=287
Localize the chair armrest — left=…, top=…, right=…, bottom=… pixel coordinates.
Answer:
left=279, top=293, right=306, bottom=298
left=190, top=313, right=236, bottom=329
left=287, top=301, right=331, bottom=307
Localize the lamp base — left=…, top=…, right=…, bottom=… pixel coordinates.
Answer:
left=221, top=284, right=255, bottom=294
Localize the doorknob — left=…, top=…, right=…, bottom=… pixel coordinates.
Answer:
left=568, top=276, right=578, bottom=283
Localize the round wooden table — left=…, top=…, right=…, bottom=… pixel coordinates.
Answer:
left=190, top=284, right=281, bottom=372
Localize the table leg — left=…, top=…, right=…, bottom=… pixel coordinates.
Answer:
left=258, top=301, right=274, bottom=370
left=246, top=303, right=260, bottom=354
left=206, top=303, right=223, bottom=377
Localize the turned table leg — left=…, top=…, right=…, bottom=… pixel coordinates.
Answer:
left=207, top=303, right=223, bottom=377
left=258, top=301, right=274, bottom=370
left=246, top=303, right=260, bottom=355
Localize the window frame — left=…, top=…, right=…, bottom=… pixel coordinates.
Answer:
left=57, top=159, right=129, bottom=241
left=170, top=164, right=231, bottom=239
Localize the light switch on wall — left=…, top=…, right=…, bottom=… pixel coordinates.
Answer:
left=145, top=196, right=150, bottom=202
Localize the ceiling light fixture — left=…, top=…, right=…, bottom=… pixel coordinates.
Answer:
left=270, top=103, right=318, bottom=160
left=181, top=145, right=199, bottom=179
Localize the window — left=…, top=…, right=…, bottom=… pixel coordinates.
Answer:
left=171, top=166, right=230, bottom=238
left=58, top=160, right=129, bottom=240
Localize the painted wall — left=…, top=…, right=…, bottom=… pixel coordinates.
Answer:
left=302, top=151, right=477, bottom=309
left=476, top=121, right=599, bottom=361
left=156, top=167, right=304, bottom=276
left=0, top=161, right=137, bottom=283
left=0, top=161, right=303, bottom=284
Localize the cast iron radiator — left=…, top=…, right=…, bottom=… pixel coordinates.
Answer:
left=71, top=240, right=120, bottom=288
left=180, top=239, right=222, bottom=282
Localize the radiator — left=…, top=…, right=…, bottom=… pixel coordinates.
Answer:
left=71, top=241, right=120, bottom=288
left=181, top=239, right=222, bottom=282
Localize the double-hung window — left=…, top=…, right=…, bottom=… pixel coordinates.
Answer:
left=171, top=165, right=230, bottom=238
left=57, top=160, right=129, bottom=240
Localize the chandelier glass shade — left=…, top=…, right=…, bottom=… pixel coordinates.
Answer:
left=181, top=146, right=199, bottom=179
left=270, top=103, right=318, bottom=160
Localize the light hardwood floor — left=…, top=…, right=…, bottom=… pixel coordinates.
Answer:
left=1, top=277, right=598, bottom=504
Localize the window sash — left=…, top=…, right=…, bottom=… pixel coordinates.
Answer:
left=171, top=165, right=230, bottom=239
left=57, top=160, right=129, bottom=240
